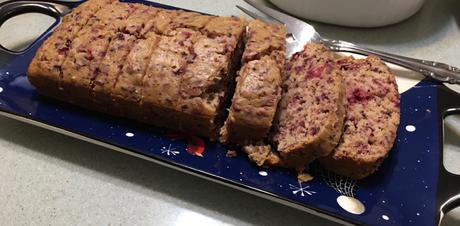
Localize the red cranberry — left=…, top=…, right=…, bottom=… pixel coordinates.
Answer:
left=57, top=47, right=69, bottom=56
left=85, top=51, right=94, bottom=61
left=183, top=31, right=192, bottom=39
left=310, top=127, right=319, bottom=136
left=305, top=65, right=325, bottom=79
left=336, top=58, right=350, bottom=65
left=348, top=88, right=371, bottom=104
left=293, top=66, right=303, bottom=74
left=115, top=33, right=125, bottom=41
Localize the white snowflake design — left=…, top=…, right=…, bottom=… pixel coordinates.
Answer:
left=289, top=182, right=316, bottom=197
left=161, top=144, right=179, bottom=156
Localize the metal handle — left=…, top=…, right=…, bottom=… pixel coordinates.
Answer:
left=435, top=85, right=460, bottom=226
left=323, top=39, right=460, bottom=85
left=0, top=0, right=71, bottom=55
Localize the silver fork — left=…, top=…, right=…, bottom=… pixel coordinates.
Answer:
left=238, top=0, right=460, bottom=85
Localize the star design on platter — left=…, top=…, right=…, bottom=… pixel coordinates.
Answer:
left=161, top=144, right=179, bottom=156
left=289, top=182, right=316, bottom=197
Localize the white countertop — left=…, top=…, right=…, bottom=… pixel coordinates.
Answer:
left=0, top=0, right=459, bottom=225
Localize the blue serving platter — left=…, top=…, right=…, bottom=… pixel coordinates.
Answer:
left=0, top=1, right=459, bottom=225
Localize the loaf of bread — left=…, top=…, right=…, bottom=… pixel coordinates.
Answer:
left=28, top=1, right=400, bottom=179
left=320, top=56, right=400, bottom=179
left=220, top=20, right=286, bottom=145
left=272, top=43, right=345, bottom=171
left=28, top=0, right=247, bottom=139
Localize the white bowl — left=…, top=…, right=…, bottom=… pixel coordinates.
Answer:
left=269, top=0, right=425, bottom=27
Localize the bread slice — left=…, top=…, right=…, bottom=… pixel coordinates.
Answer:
left=91, top=32, right=137, bottom=114
left=143, top=29, right=200, bottom=109
left=221, top=20, right=285, bottom=146
left=220, top=56, right=283, bottom=145
left=272, top=43, right=345, bottom=170
left=177, top=32, right=244, bottom=138
left=320, top=56, right=400, bottom=179
left=111, top=34, right=161, bottom=119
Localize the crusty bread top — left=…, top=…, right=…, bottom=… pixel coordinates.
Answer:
left=204, top=16, right=248, bottom=38
left=242, top=19, right=286, bottom=67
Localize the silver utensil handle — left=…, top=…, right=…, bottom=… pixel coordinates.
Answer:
left=323, top=39, right=460, bottom=85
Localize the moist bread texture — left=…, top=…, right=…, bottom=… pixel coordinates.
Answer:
left=272, top=43, right=345, bottom=170
left=320, top=56, right=400, bottom=179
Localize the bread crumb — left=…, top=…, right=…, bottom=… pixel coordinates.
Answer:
left=226, top=150, right=238, bottom=158
left=297, top=172, right=314, bottom=183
